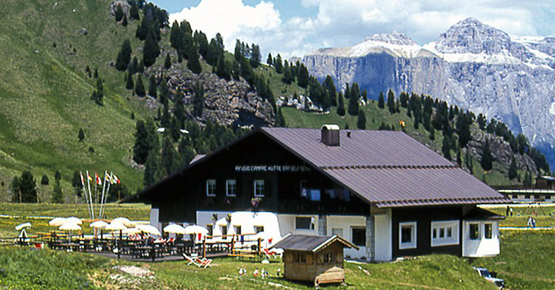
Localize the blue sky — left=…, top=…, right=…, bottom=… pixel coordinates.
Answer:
left=151, top=0, right=555, bottom=58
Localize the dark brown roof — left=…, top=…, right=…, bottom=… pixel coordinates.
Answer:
left=262, top=128, right=453, bottom=168
left=261, top=127, right=508, bottom=207
left=270, top=234, right=359, bottom=252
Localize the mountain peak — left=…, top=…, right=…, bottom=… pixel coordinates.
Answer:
left=366, top=31, right=416, bottom=46
left=435, top=17, right=512, bottom=55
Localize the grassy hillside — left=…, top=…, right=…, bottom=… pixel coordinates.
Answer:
left=0, top=0, right=148, bottom=199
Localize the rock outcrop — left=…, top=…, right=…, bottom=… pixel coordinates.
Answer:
left=148, top=59, right=275, bottom=127
left=302, top=18, right=555, bottom=167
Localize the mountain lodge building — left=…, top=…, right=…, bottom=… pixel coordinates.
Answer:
left=137, top=125, right=508, bottom=261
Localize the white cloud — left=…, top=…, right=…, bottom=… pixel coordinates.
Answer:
left=168, top=0, right=554, bottom=59
left=170, top=0, right=281, bottom=52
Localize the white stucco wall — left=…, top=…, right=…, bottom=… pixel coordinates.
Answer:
left=462, top=220, right=500, bottom=257
left=326, top=215, right=367, bottom=259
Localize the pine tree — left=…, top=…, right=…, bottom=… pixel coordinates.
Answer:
left=19, top=171, right=37, bottom=203
left=508, top=157, right=518, bottom=180
left=442, top=136, right=451, bottom=160
left=115, top=4, right=124, bottom=22
left=161, top=136, right=179, bottom=176
left=429, top=126, right=435, bottom=141
left=133, top=120, right=149, bottom=164
left=481, top=139, right=493, bottom=171
left=336, top=92, right=345, bottom=116
left=52, top=180, right=63, bottom=203
left=164, top=54, right=172, bottom=69
left=148, top=75, right=157, bottom=98
left=387, top=89, right=396, bottom=114
left=143, top=31, right=160, bottom=67
left=78, top=128, right=85, bottom=141
left=143, top=150, right=159, bottom=187
left=297, top=64, right=309, bottom=88
left=347, top=89, right=359, bottom=116
left=378, top=92, right=385, bottom=108
left=275, top=54, right=283, bottom=73
left=266, top=53, right=273, bottom=66
left=187, top=45, right=202, bottom=74
left=72, top=171, right=82, bottom=198
left=357, top=108, right=367, bottom=129
left=125, top=72, right=134, bottom=90
left=135, top=75, right=145, bottom=97
left=41, top=174, right=49, bottom=185
left=115, top=39, right=132, bottom=71
left=523, top=171, right=532, bottom=186
left=216, top=56, right=230, bottom=80
left=250, top=44, right=261, bottom=68
left=129, top=0, right=140, bottom=20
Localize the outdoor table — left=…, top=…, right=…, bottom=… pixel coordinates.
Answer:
left=62, top=243, right=81, bottom=252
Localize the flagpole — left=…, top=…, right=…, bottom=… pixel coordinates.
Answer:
left=102, top=171, right=113, bottom=218
left=80, top=172, right=91, bottom=220
left=86, top=170, right=94, bottom=220
left=99, top=171, right=108, bottom=219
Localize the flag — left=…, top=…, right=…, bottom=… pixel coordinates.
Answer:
left=79, top=172, right=84, bottom=186
left=87, top=172, right=92, bottom=182
left=95, top=172, right=101, bottom=185
left=112, top=174, right=120, bottom=184
left=105, top=171, right=111, bottom=183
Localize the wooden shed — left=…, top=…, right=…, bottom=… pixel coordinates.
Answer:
left=271, top=234, right=359, bottom=286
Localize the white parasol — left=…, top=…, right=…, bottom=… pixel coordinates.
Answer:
left=137, top=224, right=161, bottom=236
left=163, top=224, right=186, bottom=234
left=49, top=217, right=66, bottom=227
left=89, top=221, right=109, bottom=229
left=111, top=217, right=134, bottom=227
left=105, top=222, right=128, bottom=231
left=65, top=217, right=82, bottom=225
left=59, top=222, right=82, bottom=231
left=183, top=225, right=208, bottom=235
left=15, top=222, right=32, bottom=231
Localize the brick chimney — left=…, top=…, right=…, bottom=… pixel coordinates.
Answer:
left=321, top=124, right=340, bottom=146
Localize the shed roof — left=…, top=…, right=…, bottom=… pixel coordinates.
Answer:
left=270, top=234, right=359, bottom=252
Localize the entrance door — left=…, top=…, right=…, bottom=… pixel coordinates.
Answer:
left=374, top=214, right=392, bottom=261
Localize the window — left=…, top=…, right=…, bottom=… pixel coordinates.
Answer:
left=351, top=227, right=366, bottom=247
left=234, top=225, right=242, bottom=235
left=525, top=194, right=531, bottom=199
left=294, top=253, right=306, bottom=263
left=206, top=180, right=216, bottom=196
left=399, top=222, right=417, bottom=249
left=206, top=224, right=213, bottom=236
left=254, top=180, right=265, bottom=197
left=469, top=223, right=480, bottom=240
left=295, top=216, right=314, bottom=230
left=226, top=180, right=237, bottom=196
left=254, top=226, right=264, bottom=233
left=431, top=221, right=459, bottom=247
left=485, top=223, right=493, bottom=239
left=221, top=225, right=227, bottom=236
left=323, top=253, right=333, bottom=263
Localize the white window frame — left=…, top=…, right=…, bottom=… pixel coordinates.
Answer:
left=206, top=179, right=216, bottom=197
left=468, top=222, right=481, bottom=240
left=484, top=222, right=494, bottom=239
left=431, top=220, right=460, bottom=247
left=254, top=180, right=265, bottom=197
left=226, top=179, right=237, bottom=197
left=399, top=221, right=417, bottom=250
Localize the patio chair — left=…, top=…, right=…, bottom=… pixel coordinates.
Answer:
left=183, top=253, right=202, bottom=267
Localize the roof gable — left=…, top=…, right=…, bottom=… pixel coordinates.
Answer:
left=271, top=234, right=359, bottom=252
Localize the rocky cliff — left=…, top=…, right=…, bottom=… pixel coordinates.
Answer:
left=302, top=18, right=555, bottom=167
